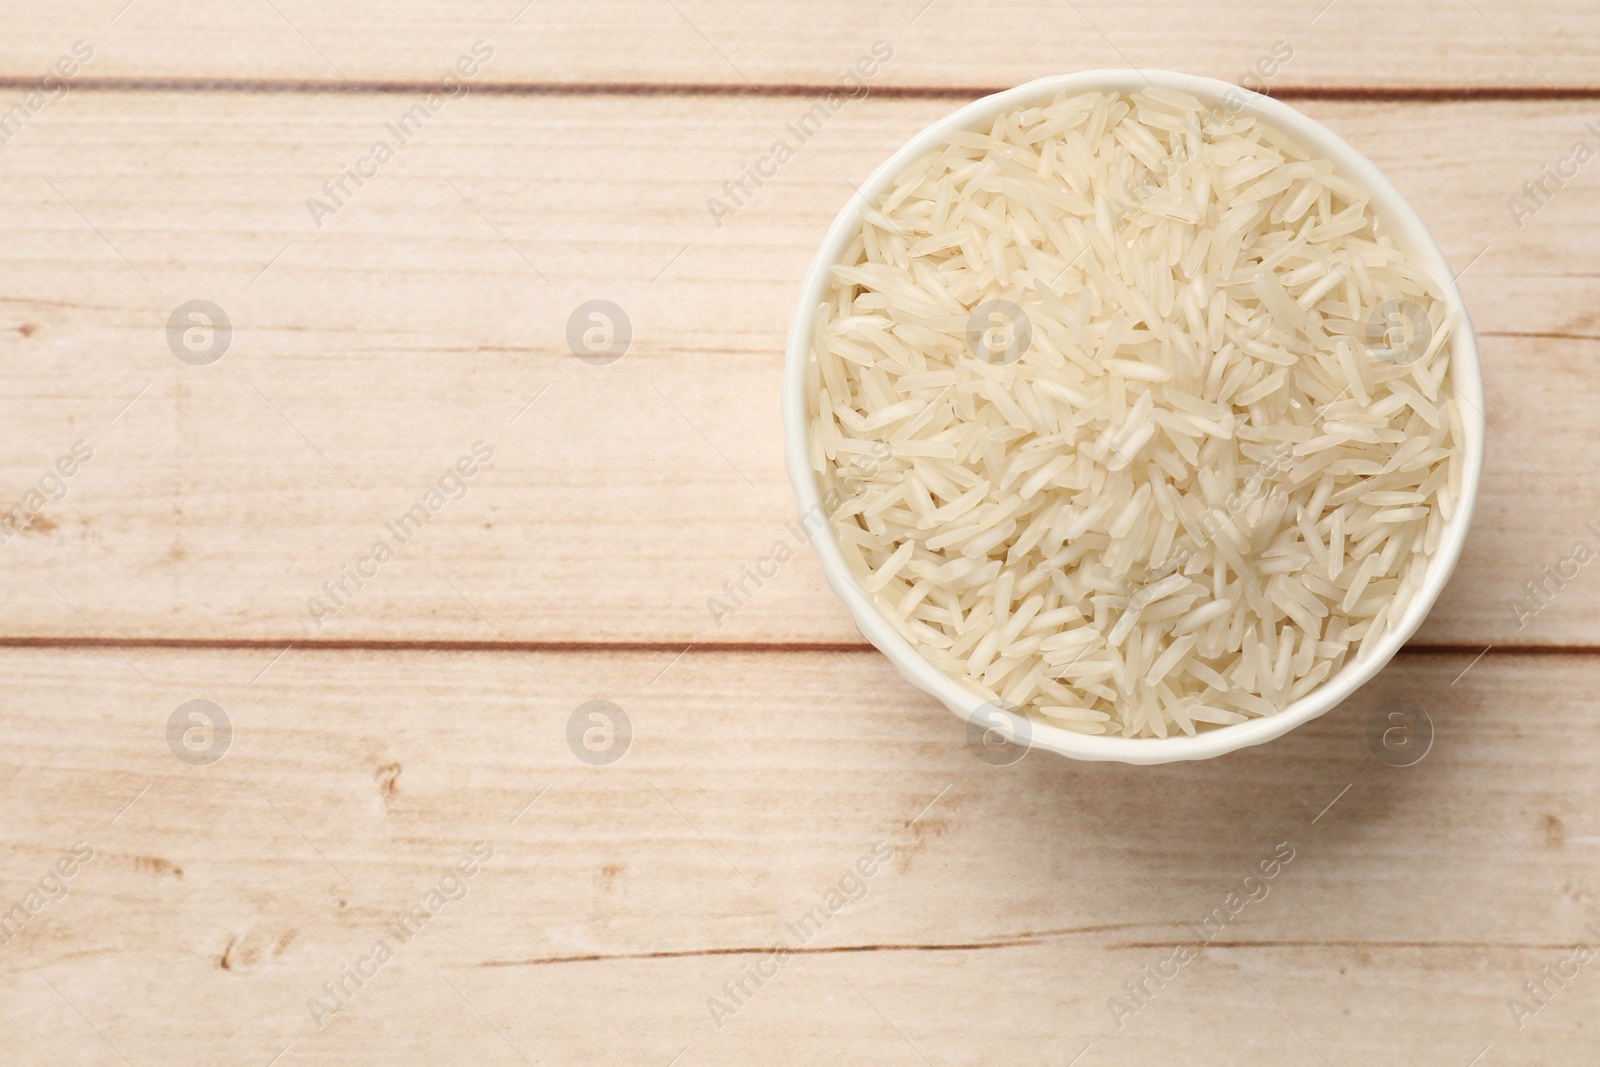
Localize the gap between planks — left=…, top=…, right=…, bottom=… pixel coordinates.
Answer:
left=0, top=636, right=1588, bottom=657
left=475, top=935, right=1600, bottom=969
left=4, top=78, right=1600, bottom=101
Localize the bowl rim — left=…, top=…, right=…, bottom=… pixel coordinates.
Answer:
left=782, top=69, right=1486, bottom=765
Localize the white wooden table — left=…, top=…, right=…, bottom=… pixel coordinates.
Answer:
left=0, top=2, right=1597, bottom=1063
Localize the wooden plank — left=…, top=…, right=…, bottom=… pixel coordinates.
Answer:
left=0, top=646, right=1596, bottom=1064
left=1, top=0, right=1597, bottom=90
left=0, top=94, right=1596, bottom=646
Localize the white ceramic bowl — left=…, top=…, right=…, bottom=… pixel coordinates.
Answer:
left=783, top=70, right=1485, bottom=764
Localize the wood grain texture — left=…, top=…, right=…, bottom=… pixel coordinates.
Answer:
left=0, top=94, right=1595, bottom=647
left=0, top=647, right=1595, bottom=1065
left=0, top=0, right=1595, bottom=90
left=3, top=8, right=1600, bottom=1062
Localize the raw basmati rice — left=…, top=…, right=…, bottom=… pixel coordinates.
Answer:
left=808, top=88, right=1460, bottom=739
